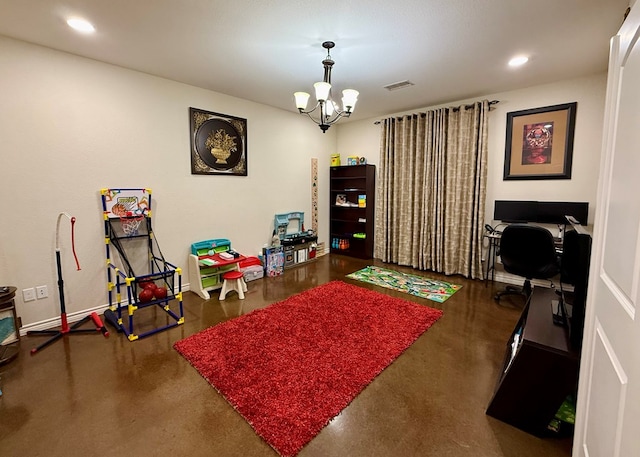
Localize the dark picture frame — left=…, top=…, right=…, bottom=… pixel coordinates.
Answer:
left=189, top=107, right=247, bottom=176
left=503, top=102, right=577, bottom=180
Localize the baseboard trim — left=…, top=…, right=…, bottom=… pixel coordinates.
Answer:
left=19, top=284, right=192, bottom=336
left=20, top=303, right=111, bottom=336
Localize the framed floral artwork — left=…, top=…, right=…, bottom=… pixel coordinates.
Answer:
left=189, top=107, right=247, bottom=176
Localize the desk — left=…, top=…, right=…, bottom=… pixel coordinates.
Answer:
left=486, top=287, right=579, bottom=436
left=188, top=252, right=246, bottom=300
left=483, top=228, right=564, bottom=284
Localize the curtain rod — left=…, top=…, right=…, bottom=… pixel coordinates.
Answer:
left=373, top=100, right=500, bottom=125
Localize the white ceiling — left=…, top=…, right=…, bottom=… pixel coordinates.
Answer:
left=0, top=0, right=630, bottom=121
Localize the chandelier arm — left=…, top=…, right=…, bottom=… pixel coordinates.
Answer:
left=323, top=111, right=347, bottom=126
left=298, top=101, right=323, bottom=116
left=299, top=107, right=352, bottom=127
left=323, top=106, right=354, bottom=125
left=302, top=111, right=322, bottom=126
left=310, top=101, right=355, bottom=123
left=298, top=108, right=346, bottom=128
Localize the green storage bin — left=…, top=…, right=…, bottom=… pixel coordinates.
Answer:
left=201, top=275, right=219, bottom=289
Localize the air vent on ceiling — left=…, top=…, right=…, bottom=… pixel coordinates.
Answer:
left=383, top=80, right=415, bottom=91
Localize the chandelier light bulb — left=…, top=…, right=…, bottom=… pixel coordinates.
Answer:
left=325, top=100, right=335, bottom=116
left=294, top=92, right=310, bottom=110
left=342, top=89, right=359, bottom=111
left=314, top=82, right=331, bottom=102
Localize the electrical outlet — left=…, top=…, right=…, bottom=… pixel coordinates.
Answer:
left=22, top=288, right=36, bottom=302
left=36, top=285, right=48, bottom=299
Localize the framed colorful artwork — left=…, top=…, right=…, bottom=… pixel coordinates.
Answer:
left=189, top=107, right=247, bottom=176
left=503, top=102, right=577, bottom=180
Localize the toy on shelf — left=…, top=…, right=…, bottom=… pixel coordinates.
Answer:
left=271, top=230, right=281, bottom=247
left=100, top=188, right=183, bottom=341
left=338, top=155, right=366, bottom=166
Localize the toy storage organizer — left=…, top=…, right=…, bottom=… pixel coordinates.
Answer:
left=239, top=256, right=264, bottom=282
left=101, top=188, right=183, bottom=341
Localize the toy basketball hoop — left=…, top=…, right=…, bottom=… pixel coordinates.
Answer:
left=119, top=212, right=144, bottom=237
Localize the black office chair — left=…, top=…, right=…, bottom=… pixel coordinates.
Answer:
left=494, top=224, right=560, bottom=302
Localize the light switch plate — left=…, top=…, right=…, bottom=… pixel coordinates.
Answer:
left=22, top=288, right=36, bottom=302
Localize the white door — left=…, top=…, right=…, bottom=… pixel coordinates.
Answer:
left=573, top=5, right=640, bottom=456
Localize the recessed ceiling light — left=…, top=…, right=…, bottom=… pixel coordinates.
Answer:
left=67, top=18, right=95, bottom=33
left=508, top=56, right=529, bottom=67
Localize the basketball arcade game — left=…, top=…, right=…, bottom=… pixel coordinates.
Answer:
left=101, top=188, right=183, bottom=341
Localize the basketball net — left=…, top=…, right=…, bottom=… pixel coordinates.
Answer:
left=119, top=212, right=144, bottom=237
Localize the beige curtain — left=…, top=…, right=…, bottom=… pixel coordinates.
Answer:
left=374, top=100, right=489, bottom=279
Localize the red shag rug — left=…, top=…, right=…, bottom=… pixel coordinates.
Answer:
left=174, top=281, right=443, bottom=456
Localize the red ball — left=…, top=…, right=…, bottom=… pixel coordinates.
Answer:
left=139, top=288, right=154, bottom=303
left=139, top=281, right=154, bottom=290
left=154, top=286, right=168, bottom=299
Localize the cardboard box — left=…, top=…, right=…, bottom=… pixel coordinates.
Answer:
left=263, top=246, right=284, bottom=276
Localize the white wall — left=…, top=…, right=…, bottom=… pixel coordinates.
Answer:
left=337, top=73, right=608, bottom=227
left=0, top=36, right=335, bottom=327
left=0, top=33, right=608, bottom=328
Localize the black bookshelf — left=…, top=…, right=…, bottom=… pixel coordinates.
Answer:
left=329, top=164, right=375, bottom=259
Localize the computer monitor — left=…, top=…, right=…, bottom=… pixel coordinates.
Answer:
left=494, top=200, right=588, bottom=225
left=493, top=200, right=537, bottom=223
left=538, top=202, right=588, bottom=225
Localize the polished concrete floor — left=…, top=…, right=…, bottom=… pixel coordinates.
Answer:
left=0, top=254, right=573, bottom=456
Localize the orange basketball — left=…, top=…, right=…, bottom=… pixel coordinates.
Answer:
left=112, top=203, right=127, bottom=216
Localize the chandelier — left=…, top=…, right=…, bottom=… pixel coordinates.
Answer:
left=294, top=41, right=359, bottom=133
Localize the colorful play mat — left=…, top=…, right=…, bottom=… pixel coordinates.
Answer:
left=347, top=265, right=461, bottom=303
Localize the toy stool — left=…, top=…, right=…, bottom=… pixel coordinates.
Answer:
left=219, top=270, right=247, bottom=300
